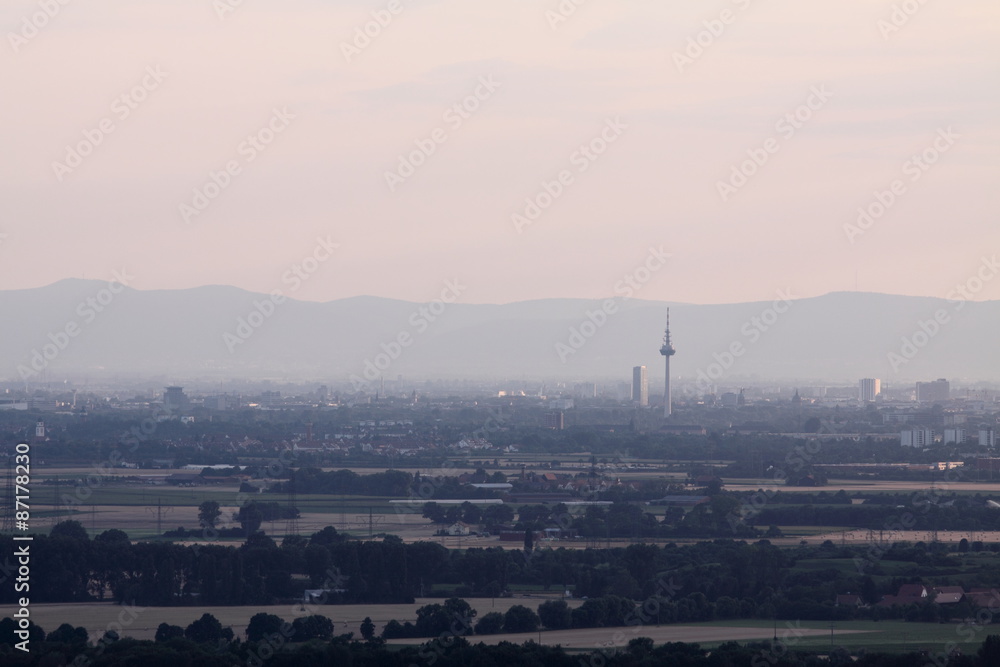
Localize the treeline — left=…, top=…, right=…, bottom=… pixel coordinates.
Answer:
left=4, top=627, right=1000, bottom=667
left=8, top=520, right=1000, bottom=627
left=270, top=467, right=507, bottom=499
left=750, top=491, right=1000, bottom=532
left=272, top=468, right=414, bottom=496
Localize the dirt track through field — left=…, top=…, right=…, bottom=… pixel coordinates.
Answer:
left=387, top=624, right=872, bottom=649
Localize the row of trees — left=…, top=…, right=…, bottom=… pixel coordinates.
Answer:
left=8, top=521, right=1000, bottom=628
left=5, top=620, right=1000, bottom=667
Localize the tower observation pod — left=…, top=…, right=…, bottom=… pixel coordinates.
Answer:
left=659, top=309, right=676, bottom=417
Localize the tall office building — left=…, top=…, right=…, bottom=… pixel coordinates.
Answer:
left=632, top=366, right=648, bottom=406
left=859, top=378, right=881, bottom=402
left=659, top=309, right=676, bottom=417
left=916, top=379, right=950, bottom=403
left=163, top=386, right=189, bottom=413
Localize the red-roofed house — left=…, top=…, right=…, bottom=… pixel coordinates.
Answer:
left=931, top=586, right=965, bottom=605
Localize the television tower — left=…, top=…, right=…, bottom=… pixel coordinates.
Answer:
left=659, top=309, right=676, bottom=417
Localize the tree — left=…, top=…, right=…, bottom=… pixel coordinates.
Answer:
left=50, top=520, right=89, bottom=541
left=474, top=612, right=504, bottom=635
left=155, top=623, right=184, bottom=642
left=185, top=613, right=226, bottom=644
left=483, top=504, right=514, bottom=525
left=462, top=502, right=483, bottom=525
left=237, top=503, right=264, bottom=535
left=360, top=616, right=376, bottom=641
left=503, top=605, right=540, bottom=634
left=537, top=599, right=571, bottom=630
left=524, top=528, right=534, bottom=553
left=247, top=613, right=285, bottom=642
left=979, top=635, right=1000, bottom=665
left=198, top=501, right=222, bottom=528
left=292, top=615, right=334, bottom=641
left=415, top=598, right=476, bottom=637
left=422, top=502, right=447, bottom=524
left=95, top=528, right=130, bottom=545
left=0, top=618, right=45, bottom=646
left=45, top=623, right=87, bottom=645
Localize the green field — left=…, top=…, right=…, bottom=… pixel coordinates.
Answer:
left=692, top=619, right=994, bottom=655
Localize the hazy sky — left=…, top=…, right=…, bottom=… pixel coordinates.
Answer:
left=2, top=0, right=997, bottom=306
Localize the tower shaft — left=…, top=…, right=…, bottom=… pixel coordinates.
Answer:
left=664, top=355, right=671, bottom=417
left=659, top=308, right=676, bottom=418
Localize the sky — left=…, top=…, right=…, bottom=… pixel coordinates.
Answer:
left=1, top=0, right=997, bottom=307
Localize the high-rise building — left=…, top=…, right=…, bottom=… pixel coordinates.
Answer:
left=943, top=428, right=966, bottom=445
left=859, top=378, right=881, bottom=402
left=981, top=429, right=997, bottom=448
left=659, top=309, right=676, bottom=417
left=901, top=427, right=933, bottom=447
left=631, top=366, right=648, bottom=406
left=163, top=386, right=188, bottom=413
left=916, top=379, right=950, bottom=403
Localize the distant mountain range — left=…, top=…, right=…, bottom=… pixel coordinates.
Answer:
left=2, top=280, right=998, bottom=386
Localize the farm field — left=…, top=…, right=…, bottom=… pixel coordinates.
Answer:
left=12, top=602, right=999, bottom=655
left=385, top=619, right=993, bottom=655
left=387, top=622, right=872, bottom=651
left=725, top=479, right=1000, bottom=493
left=25, top=461, right=1000, bottom=547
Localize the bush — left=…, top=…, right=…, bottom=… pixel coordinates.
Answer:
left=185, top=613, right=226, bottom=644
left=474, top=612, right=504, bottom=635
left=247, top=613, right=285, bottom=643
left=45, top=623, right=88, bottom=645
left=292, top=615, right=334, bottom=641
left=502, top=605, right=540, bottom=634
left=538, top=599, right=572, bottom=630
left=155, top=623, right=184, bottom=642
